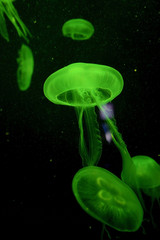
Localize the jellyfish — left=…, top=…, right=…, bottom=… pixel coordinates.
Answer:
left=72, top=166, right=143, bottom=232
left=43, top=62, right=124, bottom=166
left=131, top=155, right=160, bottom=190
left=0, top=0, right=31, bottom=42
left=143, top=185, right=160, bottom=207
left=62, top=19, right=94, bottom=40
left=17, top=44, right=34, bottom=91
left=102, top=111, right=160, bottom=212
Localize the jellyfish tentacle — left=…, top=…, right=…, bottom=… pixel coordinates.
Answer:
left=1, top=0, right=31, bottom=42
left=0, top=8, right=9, bottom=41
left=106, top=117, right=127, bottom=151
left=5, top=2, right=31, bottom=42
left=101, top=113, right=136, bottom=185
left=99, top=104, right=130, bottom=160
left=76, top=107, right=102, bottom=166
left=84, top=107, right=102, bottom=166
left=76, top=107, right=88, bottom=166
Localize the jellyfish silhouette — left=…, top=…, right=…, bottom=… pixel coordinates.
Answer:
left=0, top=0, right=31, bottom=42
left=43, top=62, right=124, bottom=166
left=72, top=166, right=143, bottom=232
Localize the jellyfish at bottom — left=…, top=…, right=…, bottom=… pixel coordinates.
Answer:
left=72, top=166, right=143, bottom=232
left=43, top=62, right=124, bottom=166
left=102, top=110, right=160, bottom=210
left=0, top=0, right=31, bottom=42
left=17, top=44, right=34, bottom=91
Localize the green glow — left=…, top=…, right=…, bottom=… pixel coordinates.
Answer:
left=104, top=115, right=160, bottom=207
left=43, top=62, right=124, bottom=166
left=17, top=44, right=34, bottom=91
left=132, top=155, right=160, bottom=188
left=0, top=0, right=31, bottom=42
left=143, top=185, right=160, bottom=207
left=62, top=19, right=94, bottom=40
left=72, top=166, right=143, bottom=232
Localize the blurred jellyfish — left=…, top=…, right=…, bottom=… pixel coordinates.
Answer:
left=17, top=44, right=34, bottom=91
left=62, top=18, right=94, bottom=40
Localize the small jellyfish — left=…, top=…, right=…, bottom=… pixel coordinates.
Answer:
left=72, top=166, right=143, bottom=232
left=0, top=0, right=31, bottom=42
left=62, top=18, right=94, bottom=40
left=17, top=44, right=34, bottom=91
left=131, top=155, right=160, bottom=189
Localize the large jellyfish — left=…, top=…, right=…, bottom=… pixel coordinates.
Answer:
left=72, top=166, right=143, bottom=232
left=0, top=0, right=31, bottom=42
left=43, top=62, right=124, bottom=166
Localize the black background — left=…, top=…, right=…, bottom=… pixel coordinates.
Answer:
left=0, top=0, right=160, bottom=238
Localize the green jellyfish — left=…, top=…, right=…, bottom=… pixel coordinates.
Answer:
left=131, top=155, right=160, bottom=189
left=43, top=62, right=124, bottom=166
left=102, top=111, right=160, bottom=208
left=131, top=155, right=160, bottom=218
left=17, top=44, right=34, bottom=91
left=0, top=0, right=31, bottom=42
left=72, top=166, right=143, bottom=232
left=143, top=185, right=160, bottom=204
left=62, top=19, right=94, bottom=40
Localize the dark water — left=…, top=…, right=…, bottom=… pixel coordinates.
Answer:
left=0, top=0, right=160, bottom=238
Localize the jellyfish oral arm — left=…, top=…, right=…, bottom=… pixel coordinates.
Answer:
left=76, top=107, right=102, bottom=166
left=100, top=107, right=133, bottom=176
left=0, top=0, right=31, bottom=42
left=6, top=3, right=31, bottom=42
left=0, top=6, right=9, bottom=41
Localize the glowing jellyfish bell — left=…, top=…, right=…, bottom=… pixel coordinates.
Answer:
left=43, top=62, right=124, bottom=166
left=131, top=155, right=160, bottom=189
left=62, top=18, right=94, bottom=40
left=72, top=166, right=143, bottom=232
left=131, top=155, right=160, bottom=208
